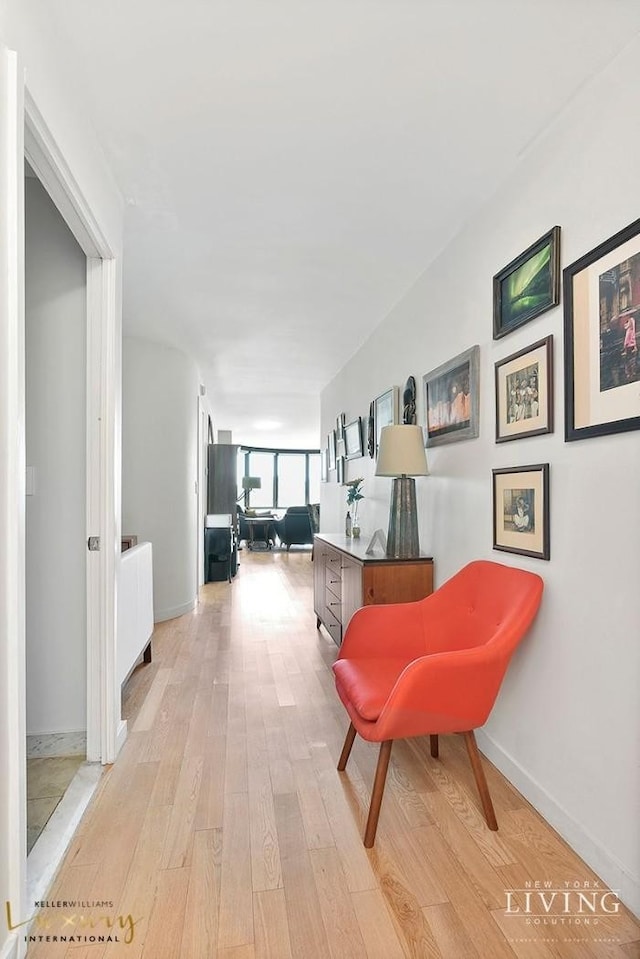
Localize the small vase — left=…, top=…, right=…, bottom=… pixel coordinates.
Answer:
left=351, top=502, right=360, bottom=537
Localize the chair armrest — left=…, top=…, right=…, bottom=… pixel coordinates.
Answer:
left=374, top=645, right=510, bottom=740
left=339, top=601, right=426, bottom=661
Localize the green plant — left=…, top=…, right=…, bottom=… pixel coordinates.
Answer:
left=346, top=477, right=364, bottom=506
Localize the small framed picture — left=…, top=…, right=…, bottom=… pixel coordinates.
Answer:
left=336, top=456, right=345, bottom=485
left=374, top=387, right=399, bottom=456
left=344, top=417, right=364, bottom=459
left=336, top=412, right=346, bottom=442
left=327, top=430, right=337, bottom=471
left=564, top=217, right=640, bottom=441
left=423, top=345, right=480, bottom=447
left=493, top=227, right=561, bottom=339
left=495, top=336, right=553, bottom=442
left=320, top=448, right=328, bottom=482
left=492, top=464, right=550, bottom=560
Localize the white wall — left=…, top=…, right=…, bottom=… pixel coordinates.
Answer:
left=321, top=38, right=640, bottom=914
left=122, top=337, right=199, bottom=622
left=25, top=175, right=86, bottom=736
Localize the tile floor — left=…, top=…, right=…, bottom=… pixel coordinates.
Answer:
left=27, top=755, right=85, bottom=853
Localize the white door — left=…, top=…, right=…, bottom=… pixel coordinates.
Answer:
left=0, top=42, right=28, bottom=954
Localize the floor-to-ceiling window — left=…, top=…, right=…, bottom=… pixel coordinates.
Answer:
left=238, top=446, right=320, bottom=510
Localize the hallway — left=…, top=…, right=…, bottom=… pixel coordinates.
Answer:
left=27, top=552, right=640, bottom=958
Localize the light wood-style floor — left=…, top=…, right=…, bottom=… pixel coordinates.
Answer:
left=28, top=550, right=639, bottom=958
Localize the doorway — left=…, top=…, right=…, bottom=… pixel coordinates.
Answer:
left=24, top=163, right=88, bottom=853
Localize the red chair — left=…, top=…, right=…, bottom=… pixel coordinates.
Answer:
left=332, top=560, right=543, bottom=846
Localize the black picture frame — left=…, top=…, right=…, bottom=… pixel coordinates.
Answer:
left=564, top=217, right=640, bottom=441
left=492, top=464, right=550, bottom=560
left=336, top=456, right=345, bottom=485
left=327, top=430, right=336, bottom=471
left=493, top=226, right=561, bottom=339
left=344, top=417, right=364, bottom=460
left=495, top=336, right=553, bottom=442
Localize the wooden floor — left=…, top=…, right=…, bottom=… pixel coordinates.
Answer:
left=28, top=551, right=639, bottom=958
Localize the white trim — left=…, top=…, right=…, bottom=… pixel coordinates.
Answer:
left=0, top=45, right=26, bottom=959
left=24, top=100, right=121, bottom=766
left=0, top=935, right=18, bottom=959
left=26, top=763, right=102, bottom=905
left=23, top=90, right=113, bottom=259
left=476, top=729, right=640, bottom=917
left=154, top=599, right=197, bottom=623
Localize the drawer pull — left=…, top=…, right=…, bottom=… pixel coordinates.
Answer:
left=329, top=578, right=340, bottom=584
left=329, top=601, right=341, bottom=606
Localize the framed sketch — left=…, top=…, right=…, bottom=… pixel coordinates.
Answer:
left=336, top=412, right=346, bottom=442
left=327, top=430, right=337, bottom=470
left=320, top=447, right=328, bottom=482
left=492, top=464, right=550, bottom=560
left=493, top=226, right=561, bottom=339
left=374, top=387, right=399, bottom=456
left=423, top=345, right=480, bottom=447
left=336, top=456, right=345, bottom=485
left=564, top=217, right=640, bottom=441
left=344, top=417, right=364, bottom=459
left=495, top=336, right=553, bottom=442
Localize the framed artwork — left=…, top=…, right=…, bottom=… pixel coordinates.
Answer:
left=336, top=456, right=345, bottom=485
left=493, top=226, right=561, bottom=339
left=374, top=387, right=399, bottom=456
left=336, top=412, right=346, bottom=442
left=564, top=217, right=640, bottom=441
left=327, top=430, right=337, bottom=470
left=495, top=335, right=553, bottom=442
left=320, top=448, right=328, bottom=482
left=344, top=417, right=364, bottom=459
left=492, top=464, right=550, bottom=560
left=423, top=345, right=480, bottom=447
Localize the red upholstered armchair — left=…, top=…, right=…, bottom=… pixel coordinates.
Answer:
left=332, top=559, right=543, bottom=846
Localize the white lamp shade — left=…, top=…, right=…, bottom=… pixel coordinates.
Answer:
left=375, top=425, right=429, bottom=477
left=242, top=476, right=262, bottom=491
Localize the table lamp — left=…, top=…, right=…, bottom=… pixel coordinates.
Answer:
left=375, top=425, right=429, bottom=558
left=240, top=475, right=261, bottom=509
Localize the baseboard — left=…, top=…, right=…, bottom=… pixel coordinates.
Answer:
left=153, top=598, right=196, bottom=623
left=116, top=718, right=128, bottom=758
left=476, top=729, right=640, bottom=918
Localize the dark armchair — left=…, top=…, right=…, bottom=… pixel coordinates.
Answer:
left=274, top=505, right=317, bottom=549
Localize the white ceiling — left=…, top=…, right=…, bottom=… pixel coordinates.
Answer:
left=45, top=0, right=640, bottom=447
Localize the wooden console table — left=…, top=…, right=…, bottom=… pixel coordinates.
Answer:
left=313, top=533, right=434, bottom=646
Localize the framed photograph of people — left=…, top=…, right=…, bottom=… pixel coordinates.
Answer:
left=564, top=217, right=640, bottom=441
left=327, top=430, right=337, bottom=471
left=423, top=345, right=480, bottom=447
left=495, top=336, right=553, bottom=442
left=492, top=464, right=550, bottom=560
left=344, top=417, right=364, bottom=460
left=373, top=387, right=399, bottom=456
left=493, top=226, right=561, bottom=339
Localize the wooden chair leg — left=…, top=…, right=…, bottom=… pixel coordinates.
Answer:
left=463, top=730, right=498, bottom=831
left=364, top=740, right=393, bottom=848
left=430, top=734, right=439, bottom=758
left=337, top=723, right=357, bottom=771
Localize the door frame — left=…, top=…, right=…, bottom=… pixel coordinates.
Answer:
left=24, top=89, right=123, bottom=763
